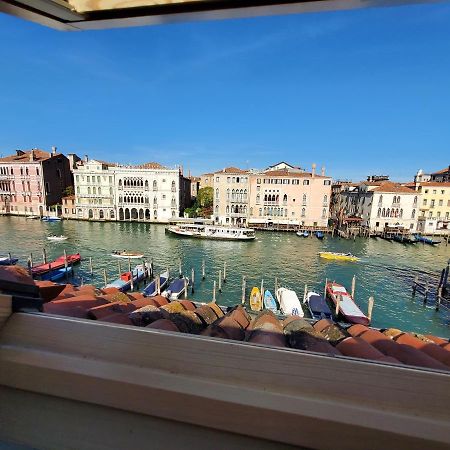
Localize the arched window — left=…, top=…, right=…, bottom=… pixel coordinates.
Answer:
left=154, top=210, right=158, bottom=218
left=259, top=208, right=262, bottom=216
left=232, top=189, right=235, bottom=201
left=172, top=180, right=176, bottom=192
left=302, top=194, right=307, bottom=205
left=119, top=196, right=122, bottom=203
left=87, top=187, right=91, bottom=194
left=227, top=188, right=230, bottom=200
left=99, top=210, right=104, bottom=219
left=244, top=189, right=247, bottom=201
left=216, top=188, right=219, bottom=199
left=236, top=177, right=240, bottom=183
left=226, top=206, right=229, bottom=214
left=377, top=208, right=381, bottom=218
left=399, top=208, right=403, bottom=218
left=153, top=196, right=157, bottom=205
left=413, top=196, right=417, bottom=205
left=145, top=180, right=148, bottom=188
left=301, top=208, right=306, bottom=217
left=153, top=180, right=157, bottom=190
left=323, top=195, right=328, bottom=204
left=256, top=194, right=260, bottom=204
left=379, top=195, right=383, bottom=205
left=411, top=209, right=415, bottom=219
left=283, top=194, right=287, bottom=204
left=93, top=187, right=96, bottom=195
left=322, top=208, right=327, bottom=219
left=215, top=205, right=219, bottom=213
left=386, top=208, right=390, bottom=217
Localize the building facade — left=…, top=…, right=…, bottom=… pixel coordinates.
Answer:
left=430, top=166, right=450, bottom=182
left=212, top=164, right=332, bottom=227
left=199, top=173, right=214, bottom=190
left=0, top=148, right=72, bottom=217
left=415, top=182, right=450, bottom=234
left=340, top=181, right=420, bottom=232
left=72, top=159, right=191, bottom=222
left=61, top=195, right=77, bottom=219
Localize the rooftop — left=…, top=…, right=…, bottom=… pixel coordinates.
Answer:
left=371, top=181, right=416, bottom=194
left=263, top=169, right=329, bottom=178
left=0, top=149, right=58, bottom=163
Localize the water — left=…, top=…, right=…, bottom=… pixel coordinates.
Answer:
left=1, top=216, right=449, bottom=338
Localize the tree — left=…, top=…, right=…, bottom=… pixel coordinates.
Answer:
left=63, top=186, right=74, bottom=196
left=197, top=187, right=213, bottom=208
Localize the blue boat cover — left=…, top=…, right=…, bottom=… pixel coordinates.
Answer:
left=308, top=293, right=332, bottom=319
left=143, top=274, right=168, bottom=296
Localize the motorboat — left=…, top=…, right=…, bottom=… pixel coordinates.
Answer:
left=143, top=270, right=170, bottom=297
left=276, top=287, right=304, bottom=317
left=41, top=216, right=61, bottom=222
left=249, top=287, right=262, bottom=311
left=39, top=266, right=73, bottom=282
left=105, top=265, right=147, bottom=292
left=111, top=250, right=145, bottom=259
left=31, top=253, right=81, bottom=276
left=296, top=231, right=309, bottom=238
left=47, top=235, right=68, bottom=241
left=263, top=290, right=278, bottom=313
left=326, top=282, right=369, bottom=326
left=319, top=252, right=359, bottom=262
left=165, top=276, right=189, bottom=300
left=167, top=224, right=256, bottom=241
left=0, top=255, right=18, bottom=266
left=306, top=291, right=332, bottom=320
left=315, top=231, right=325, bottom=240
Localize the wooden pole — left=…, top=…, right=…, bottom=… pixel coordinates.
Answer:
left=128, top=257, right=131, bottom=273
left=368, top=296, right=374, bottom=322
left=351, top=275, right=356, bottom=300
left=156, top=275, right=161, bottom=295
left=130, top=266, right=134, bottom=292
left=103, top=269, right=108, bottom=287
left=179, top=259, right=182, bottom=278
left=218, top=270, right=222, bottom=293
left=303, top=284, right=308, bottom=304
left=29, top=253, right=33, bottom=269
left=42, top=248, right=47, bottom=264
left=260, top=279, right=264, bottom=301
left=223, top=261, right=227, bottom=282
left=191, top=268, right=195, bottom=294
left=335, top=294, right=341, bottom=316
left=150, top=258, right=154, bottom=279
left=118, top=260, right=122, bottom=277
left=184, top=277, right=188, bottom=299
left=8, top=252, right=12, bottom=263
left=324, top=277, right=328, bottom=300
left=213, top=280, right=216, bottom=303
left=241, top=275, right=246, bottom=305
left=202, top=259, right=205, bottom=280
left=63, top=249, right=68, bottom=282
left=275, top=277, right=278, bottom=293
left=89, top=257, right=93, bottom=275
left=142, top=258, right=147, bottom=279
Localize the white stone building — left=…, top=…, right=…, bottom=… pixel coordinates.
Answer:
left=340, top=181, right=420, bottom=232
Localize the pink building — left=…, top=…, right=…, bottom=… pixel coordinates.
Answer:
left=0, top=148, right=73, bottom=217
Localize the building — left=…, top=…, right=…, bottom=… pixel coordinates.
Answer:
left=430, top=166, right=450, bottom=182
left=72, top=158, right=191, bottom=222
left=73, top=158, right=116, bottom=221
left=61, top=195, right=77, bottom=220
left=0, top=148, right=73, bottom=217
left=212, top=163, right=332, bottom=227
left=340, top=181, right=420, bottom=232
left=329, top=180, right=358, bottom=225
left=188, top=176, right=200, bottom=200
left=414, top=182, right=450, bottom=234
left=199, top=173, right=214, bottom=189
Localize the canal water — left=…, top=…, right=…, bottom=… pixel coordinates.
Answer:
left=1, top=216, right=449, bottom=338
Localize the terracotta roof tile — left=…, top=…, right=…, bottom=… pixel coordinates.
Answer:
left=262, top=169, right=329, bottom=179
left=146, top=319, right=180, bottom=332
left=371, top=181, right=416, bottom=194
left=0, top=149, right=56, bottom=163
left=336, top=337, right=391, bottom=362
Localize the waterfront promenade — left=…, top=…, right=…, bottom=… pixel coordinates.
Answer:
left=1, top=216, right=449, bottom=337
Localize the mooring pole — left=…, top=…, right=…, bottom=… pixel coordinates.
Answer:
left=118, top=260, right=122, bottom=277
left=436, top=287, right=442, bottom=311
left=184, top=277, right=188, bottom=299
left=223, top=261, right=227, bottom=282
left=42, top=248, right=47, bottom=264
left=368, top=296, right=374, bottom=322
left=218, top=270, right=222, bottom=293
left=202, top=259, right=205, bottom=280
left=351, top=275, right=356, bottom=300
left=213, top=280, right=216, bottom=303
left=128, top=257, right=131, bottom=274
left=103, top=269, right=108, bottom=287
left=324, top=277, right=328, bottom=300
left=191, top=268, right=195, bottom=294
left=303, top=284, right=308, bottom=304
left=130, top=267, right=134, bottom=291
left=241, top=275, right=246, bottom=305
left=424, top=280, right=429, bottom=304
left=179, top=259, right=182, bottom=278
left=150, top=258, right=154, bottom=279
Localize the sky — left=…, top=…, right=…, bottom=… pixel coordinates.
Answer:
left=0, top=3, right=449, bottom=181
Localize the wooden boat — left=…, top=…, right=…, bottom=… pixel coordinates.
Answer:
left=414, top=234, right=441, bottom=245
left=142, top=270, right=170, bottom=297
left=276, top=287, right=304, bottom=317
left=111, top=250, right=144, bottom=259
left=167, top=224, right=256, bottom=241
left=105, top=265, right=147, bottom=292
left=47, top=235, right=68, bottom=241
left=326, top=281, right=369, bottom=326
left=392, top=234, right=417, bottom=244
left=0, top=256, right=18, bottom=266
left=263, top=289, right=277, bottom=313
left=165, top=277, right=189, bottom=300
left=319, top=252, right=359, bottom=262
left=32, top=253, right=81, bottom=276
left=40, top=266, right=73, bottom=282
left=315, top=231, right=325, bottom=240
left=306, top=291, right=332, bottom=320
left=249, top=287, right=262, bottom=311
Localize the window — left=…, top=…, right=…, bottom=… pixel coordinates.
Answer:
left=413, top=196, right=417, bottom=205
left=216, top=188, right=219, bottom=199
left=323, top=195, right=328, bottom=204
left=423, top=199, right=427, bottom=205
left=153, top=180, right=157, bottom=190
left=36, top=168, right=39, bottom=176
left=324, top=180, right=331, bottom=185
left=301, top=208, right=306, bottom=217
left=216, top=177, right=219, bottom=182
left=432, top=189, right=437, bottom=194
left=227, top=177, right=230, bottom=183
left=439, top=199, right=443, bottom=206
left=377, top=208, right=381, bottom=218
left=97, top=176, right=100, bottom=183
left=256, top=194, right=260, bottom=204
left=257, top=178, right=261, bottom=184
left=441, top=190, right=445, bottom=195
left=303, top=180, right=309, bottom=185
left=424, top=189, right=428, bottom=193
left=431, top=199, right=435, bottom=207
left=437, top=211, right=441, bottom=218
left=87, top=176, right=90, bottom=182
left=302, top=194, right=307, bottom=205
left=322, top=208, right=327, bottom=219
left=411, top=209, right=415, bottom=219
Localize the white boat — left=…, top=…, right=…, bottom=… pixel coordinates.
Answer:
left=166, top=224, right=256, bottom=241
left=111, top=251, right=144, bottom=259
left=276, top=287, right=304, bottom=317
left=47, top=235, right=68, bottom=241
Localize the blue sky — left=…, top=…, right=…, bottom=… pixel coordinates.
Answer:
left=0, top=3, right=449, bottom=181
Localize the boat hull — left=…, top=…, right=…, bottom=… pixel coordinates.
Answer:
left=32, top=253, right=81, bottom=277
left=319, top=252, right=359, bottom=262
left=167, top=228, right=255, bottom=241
left=249, top=287, right=262, bottom=311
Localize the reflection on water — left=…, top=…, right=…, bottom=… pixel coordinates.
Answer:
left=1, top=216, right=449, bottom=337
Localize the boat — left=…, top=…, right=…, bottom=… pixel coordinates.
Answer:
left=40, top=266, right=73, bottom=282
left=31, top=253, right=81, bottom=276
left=105, top=265, right=147, bottom=292
left=263, top=289, right=278, bottom=313
left=392, top=234, right=417, bottom=244
left=306, top=291, right=333, bottom=320
left=326, top=281, right=369, bottom=325
left=47, top=235, right=68, bottom=241
left=165, top=276, right=189, bottom=300
left=25, top=215, right=40, bottom=220
left=0, top=255, right=19, bottom=266
left=414, top=234, right=441, bottom=245
left=111, top=250, right=145, bottom=259
left=246, top=287, right=261, bottom=311
left=315, top=231, right=325, bottom=240
left=319, top=252, right=359, bottom=262
left=276, top=287, right=304, bottom=317
left=41, top=216, right=61, bottom=222
left=166, top=224, right=256, bottom=241
left=142, top=270, right=170, bottom=297
left=296, top=231, right=309, bottom=238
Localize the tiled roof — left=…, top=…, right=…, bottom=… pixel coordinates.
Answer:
left=218, top=167, right=248, bottom=174
left=263, top=169, right=329, bottom=178
left=432, top=167, right=450, bottom=175
left=419, top=182, right=450, bottom=187
left=371, top=181, right=416, bottom=194
left=24, top=276, right=448, bottom=373
left=137, top=162, right=166, bottom=170
left=0, top=149, right=55, bottom=163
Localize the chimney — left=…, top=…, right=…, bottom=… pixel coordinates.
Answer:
left=84, top=154, right=89, bottom=163
left=51, top=146, right=57, bottom=156
left=312, top=163, right=316, bottom=177
left=29, top=150, right=34, bottom=162
left=321, top=166, right=325, bottom=176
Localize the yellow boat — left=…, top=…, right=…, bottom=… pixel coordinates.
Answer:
left=249, top=287, right=263, bottom=311
left=319, top=252, right=359, bottom=262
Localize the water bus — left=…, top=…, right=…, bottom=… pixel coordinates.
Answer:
left=166, top=224, right=256, bottom=241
